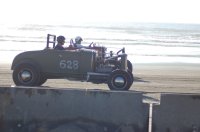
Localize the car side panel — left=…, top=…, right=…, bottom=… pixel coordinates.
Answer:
left=42, top=50, right=95, bottom=75
left=12, top=49, right=96, bottom=78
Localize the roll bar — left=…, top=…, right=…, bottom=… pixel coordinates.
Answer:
left=46, top=34, right=56, bottom=49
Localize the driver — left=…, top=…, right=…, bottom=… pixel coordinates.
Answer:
left=74, top=36, right=85, bottom=48
left=54, top=35, right=66, bottom=50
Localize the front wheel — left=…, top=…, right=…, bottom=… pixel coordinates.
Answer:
left=118, top=59, right=133, bottom=72
left=107, top=69, right=132, bottom=90
left=127, top=60, right=133, bottom=72
left=13, top=63, right=41, bottom=86
left=128, top=70, right=134, bottom=85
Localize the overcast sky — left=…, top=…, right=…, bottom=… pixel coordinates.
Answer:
left=0, top=0, right=200, bottom=24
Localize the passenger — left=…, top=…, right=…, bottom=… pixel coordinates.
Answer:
left=54, top=35, right=66, bottom=50
left=74, top=36, right=85, bottom=48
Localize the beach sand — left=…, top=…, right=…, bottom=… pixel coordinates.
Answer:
left=1, top=63, right=200, bottom=94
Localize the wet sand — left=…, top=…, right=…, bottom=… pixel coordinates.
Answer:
left=1, top=63, right=200, bottom=94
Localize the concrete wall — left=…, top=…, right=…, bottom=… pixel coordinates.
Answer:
left=153, top=94, right=200, bottom=132
left=0, top=87, right=148, bottom=132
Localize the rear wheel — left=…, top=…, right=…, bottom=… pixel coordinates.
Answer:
left=107, top=69, right=132, bottom=90
left=13, top=63, right=41, bottom=86
left=38, top=74, right=47, bottom=86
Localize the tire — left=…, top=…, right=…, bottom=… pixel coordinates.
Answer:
left=13, top=63, right=41, bottom=86
left=107, top=69, right=132, bottom=90
left=127, top=60, right=133, bottom=72
left=118, top=59, right=133, bottom=72
left=37, top=74, right=47, bottom=86
left=128, top=70, right=134, bottom=84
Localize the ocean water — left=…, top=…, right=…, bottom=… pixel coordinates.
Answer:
left=0, top=22, right=200, bottom=64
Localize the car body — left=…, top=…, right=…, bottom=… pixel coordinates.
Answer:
left=11, top=34, right=133, bottom=90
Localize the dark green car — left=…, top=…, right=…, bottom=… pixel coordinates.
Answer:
left=11, top=34, right=133, bottom=90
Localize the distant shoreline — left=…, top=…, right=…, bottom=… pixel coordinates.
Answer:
left=1, top=22, right=200, bottom=64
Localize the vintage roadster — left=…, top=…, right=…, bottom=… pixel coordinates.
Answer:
left=11, top=34, right=133, bottom=90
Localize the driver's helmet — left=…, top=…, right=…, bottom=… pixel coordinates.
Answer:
left=75, top=36, right=83, bottom=44
left=57, top=36, right=65, bottom=43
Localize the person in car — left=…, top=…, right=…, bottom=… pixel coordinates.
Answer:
left=74, top=36, right=85, bottom=48
left=54, top=35, right=66, bottom=50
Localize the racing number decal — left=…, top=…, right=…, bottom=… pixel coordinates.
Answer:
left=60, top=60, right=79, bottom=70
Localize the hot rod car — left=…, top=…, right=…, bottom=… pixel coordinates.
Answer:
left=11, top=34, right=134, bottom=90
